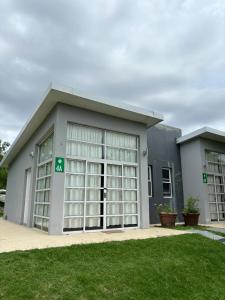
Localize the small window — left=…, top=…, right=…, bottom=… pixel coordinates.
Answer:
left=148, top=166, right=153, bottom=197
left=162, top=168, right=172, bottom=198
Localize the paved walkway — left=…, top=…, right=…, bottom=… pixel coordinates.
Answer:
left=0, top=219, right=188, bottom=253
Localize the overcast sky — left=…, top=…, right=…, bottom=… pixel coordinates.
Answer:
left=0, top=0, right=224, bottom=143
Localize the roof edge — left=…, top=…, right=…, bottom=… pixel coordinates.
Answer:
left=176, top=127, right=225, bottom=144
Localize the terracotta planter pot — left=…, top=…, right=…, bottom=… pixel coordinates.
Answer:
left=183, top=213, right=200, bottom=226
left=160, top=213, right=177, bottom=227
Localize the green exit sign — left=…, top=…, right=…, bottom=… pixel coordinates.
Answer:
left=55, top=157, right=64, bottom=173
left=202, top=173, right=208, bottom=184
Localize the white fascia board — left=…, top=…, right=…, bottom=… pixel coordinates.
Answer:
left=176, top=127, right=225, bottom=144
left=1, top=82, right=163, bottom=167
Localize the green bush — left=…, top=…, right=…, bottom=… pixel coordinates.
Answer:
left=184, top=196, right=199, bottom=213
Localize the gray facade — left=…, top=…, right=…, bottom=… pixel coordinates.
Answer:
left=4, top=94, right=154, bottom=234
left=4, top=109, right=56, bottom=226
left=180, top=137, right=225, bottom=224
left=147, top=124, right=183, bottom=224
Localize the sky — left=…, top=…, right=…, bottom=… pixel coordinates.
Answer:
left=0, top=0, right=224, bottom=143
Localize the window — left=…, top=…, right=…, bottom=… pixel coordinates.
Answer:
left=148, top=166, right=153, bottom=197
left=34, top=133, right=53, bottom=231
left=64, top=123, right=139, bottom=232
left=162, top=168, right=172, bottom=198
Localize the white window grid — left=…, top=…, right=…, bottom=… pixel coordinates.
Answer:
left=206, top=173, right=225, bottom=222
left=63, top=159, right=139, bottom=231
left=33, top=134, right=53, bottom=232
left=162, top=168, right=172, bottom=198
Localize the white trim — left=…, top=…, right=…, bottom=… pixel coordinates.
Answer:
left=177, top=127, right=225, bottom=144
left=162, top=168, right=173, bottom=198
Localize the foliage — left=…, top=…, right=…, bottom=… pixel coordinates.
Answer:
left=0, top=140, right=10, bottom=189
left=154, top=202, right=176, bottom=214
left=183, top=196, right=199, bottom=214
left=0, top=235, right=225, bottom=299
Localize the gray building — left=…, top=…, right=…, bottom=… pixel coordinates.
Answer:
left=2, top=84, right=224, bottom=235
left=147, top=124, right=183, bottom=224
left=1, top=83, right=164, bottom=235
left=177, top=127, right=225, bottom=224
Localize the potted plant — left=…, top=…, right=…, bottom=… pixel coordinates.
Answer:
left=155, top=203, right=177, bottom=227
left=183, top=197, right=200, bottom=226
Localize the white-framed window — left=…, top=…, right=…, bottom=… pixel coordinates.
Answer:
left=148, top=165, right=153, bottom=197
left=162, top=168, right=172, bottom=198
left=64, top=122, right=139, bottom=232
left=34, top=133, right=53, bottom=231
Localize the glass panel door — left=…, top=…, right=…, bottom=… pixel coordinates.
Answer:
left=106, top=163, right=123, bottom=229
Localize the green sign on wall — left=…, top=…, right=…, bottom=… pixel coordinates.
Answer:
left=55, top=157, right=64, bottom=173
left=202, top=173, right=208, bottom=184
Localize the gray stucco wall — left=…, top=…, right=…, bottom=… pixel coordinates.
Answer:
left=181, top=137, right=225, bottom=224
left=4, top=109, right=57, bottom=226
left=147, top=124, right=183, bottom=224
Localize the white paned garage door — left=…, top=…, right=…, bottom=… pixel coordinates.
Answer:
left=64, top=123, right=139, bottom=232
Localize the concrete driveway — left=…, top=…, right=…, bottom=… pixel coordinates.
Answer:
left=0, top=218, right=188, bottom=253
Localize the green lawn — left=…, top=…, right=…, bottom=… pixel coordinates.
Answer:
left=0, top=234, right=225, bottom=300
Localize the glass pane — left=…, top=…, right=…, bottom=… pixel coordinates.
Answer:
left=124, top=178, right=137, bottom=189
left=66, top=159, right=85, bottom=173
left=85, top=217, right=102, bottom=230
left=64, top=218, right=83, bottom=231
left=148, top=182, right=152, bottom=197
left=38, top=165, right=46, bottom=177
left=124, top=166, right=136, bottom=177
left=107, top=164, right=122, bottom=176
left=106, top=147, right=137, bottom=163
left=86, top=189, right=101, bottom=201
left=216, top=185, right=224, bottom=193
left=86, top=203, right=102, bottom=216
left=87, top=163, right=102, bottom=174
left=124, top=203, right=137, bottom=214
left=35, top=204, right=44, bottom=216
left=215, top=176, right=223, bottom=184
left=87, top=175, right=102, bottom=188
left=162, top=169, right=170, bottom=180
left=107, top=177, right=122, bottom=188
left=106, top=131, right=137, bottom=149
left=208, top=184, right=215, bottom=193
left=67, top=123, right=103, bottom=144
left=124, top=215, right=137, bottom=226
left=66, top=141, right=102, bottom=159
left=207, top=175, right=214, bottom=184
left=66, top=174, right=85, bottom=187
left=107, top=190, right=122, bottom=201
left=163, top=183, right=172, bottom=197
left=34, top=217, right=42, bottom=228
left=209, top=203, right=217, bottom=213
left=39, top=134, right=53, bottom=163
left=106, top=203, right=123, bottom=215
left=64, top=203, right=83, bottom=216
left=65, top=188, right=85, bottom=201
left=124, top=190, right=137, bottom=201
left=36, top=191, right=45, bottom=202
left=208, top=194, right=216, bottom=203
left=106, top=216, right=122, bottom=228
left=217, top=194, right=225, bottom=202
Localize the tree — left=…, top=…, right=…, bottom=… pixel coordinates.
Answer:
left=0, top=140, right=10, bottom=189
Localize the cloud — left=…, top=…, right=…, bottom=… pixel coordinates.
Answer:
left=0, top=0, right=224, bottom=142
